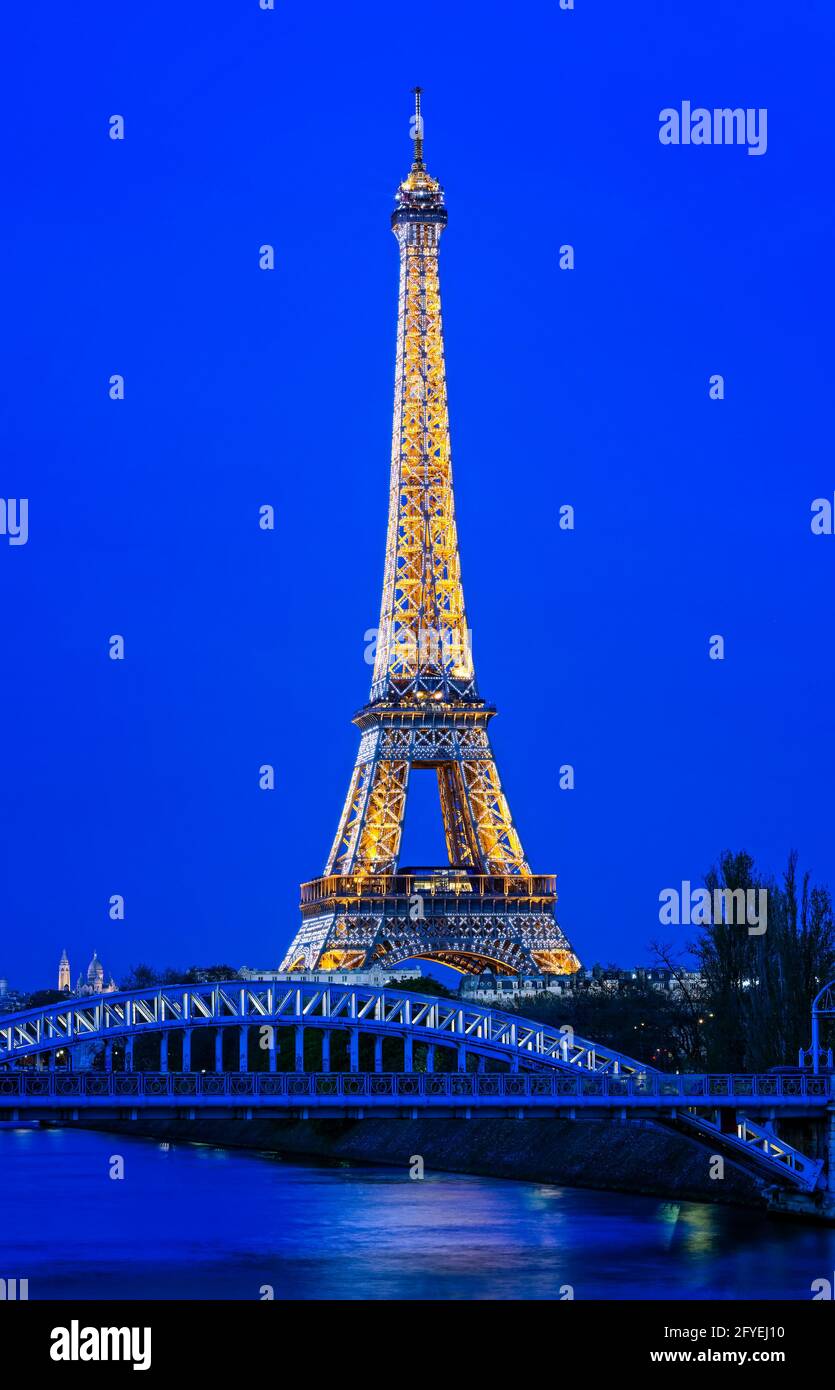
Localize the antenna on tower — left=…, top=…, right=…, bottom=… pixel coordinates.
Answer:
left=412, top=86, right=424, bottom=169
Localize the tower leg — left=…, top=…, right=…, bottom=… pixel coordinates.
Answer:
left=124, top=1037, right=133, bottom=1073
left=160, top=1034, right=168, bottom=1073
left=321, top=1031, right=331, bottom=1073
left=239, top=1026, right=249, bottom=1072
left=215, top=1029, right=223, bottom=1073
left=404, top=1035, right=413, bottom=1071
left=295, top=1026, right=304, bottom=1072
left=182, top=1030, right=191, bottom=1072
left=268, top=1027, right=277, bottom=1072
left=349, top=1030, right=359, bottom=1073
left=374, top=1035, right=383, bottom=1073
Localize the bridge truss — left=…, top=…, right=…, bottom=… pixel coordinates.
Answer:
left=0, top=981, right=643, bottom=1076
left=0, top=983, right=831, bottom=1198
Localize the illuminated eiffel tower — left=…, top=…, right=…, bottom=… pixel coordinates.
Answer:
left=281, top=92, right=580, bottom=978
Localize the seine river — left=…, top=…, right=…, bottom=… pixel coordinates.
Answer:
left=2, top=1128, right=833, bottom=1300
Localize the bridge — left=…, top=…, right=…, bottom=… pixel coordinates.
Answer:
left=0, top=980, right=647, bottom=1076
left=1, top=981, right=833, bottom=1204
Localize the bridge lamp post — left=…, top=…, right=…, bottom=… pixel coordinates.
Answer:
left=805, top=982, right=835, bottom=1075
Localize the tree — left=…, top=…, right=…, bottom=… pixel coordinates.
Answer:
left=689, top=850, right=835, bottom=1072
left=182, top=964, right=239, bottom=983
left=389, top=974, right=455, bottom=998
left=509, top=978, right=695, bottom=1070
left=25, top=989, right=68, bottom=1009
left=119, top=964, right=159, bottom=991
left=646, top=940, right=707, bottom=1067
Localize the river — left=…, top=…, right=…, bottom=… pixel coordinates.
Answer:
left=1, top=1128, right=832, bottom=1300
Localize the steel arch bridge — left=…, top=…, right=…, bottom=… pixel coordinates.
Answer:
left=0, top=981, right=644, bottom=1076
left=0, top=982, right=831, bottom=1200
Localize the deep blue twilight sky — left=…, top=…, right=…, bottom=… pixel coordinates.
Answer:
left=2, top=1, right=833, bottom=991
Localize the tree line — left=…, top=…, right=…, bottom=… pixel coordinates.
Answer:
left=513, top=851, right=835, bottom=1074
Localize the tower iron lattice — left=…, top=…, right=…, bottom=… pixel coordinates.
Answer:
left=281, top=92, right=580, bottom=978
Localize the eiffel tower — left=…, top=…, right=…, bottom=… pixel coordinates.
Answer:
left=281, top=92, right=580, bottom=979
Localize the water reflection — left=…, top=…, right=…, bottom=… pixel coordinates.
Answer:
left=0, top=1129, right=833, bottom=1300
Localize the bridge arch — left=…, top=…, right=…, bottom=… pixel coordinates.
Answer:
left=0, top=981, right=646, bottom=1077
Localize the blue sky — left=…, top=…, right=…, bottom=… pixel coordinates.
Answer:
left=2, top=0, right=833, bottom=990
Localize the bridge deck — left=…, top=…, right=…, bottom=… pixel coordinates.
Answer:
left=1, top=1070, right=831, bottom=1115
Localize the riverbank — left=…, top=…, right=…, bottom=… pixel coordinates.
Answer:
left=80, top=1114, right=773, bottom=1210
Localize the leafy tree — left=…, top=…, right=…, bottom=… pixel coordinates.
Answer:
left=389, top=974, right=456, bottom=998
left=509, top=978, right=696, bottom=1070
left=119, top=964, right=160, bottom=991
left=25, top=989, right=68, bottom=1009
left=182, top=964, right=239, bottom=983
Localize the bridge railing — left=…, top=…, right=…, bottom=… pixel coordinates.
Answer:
left=1, top=1071, right=832, bottom=1104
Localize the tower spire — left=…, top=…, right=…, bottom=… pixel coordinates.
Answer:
left=412, top=86, right=424, bottom=169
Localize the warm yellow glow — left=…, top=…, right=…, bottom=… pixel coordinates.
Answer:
left=317, top=951, right=367, bottom=971
left=531, top=950, right=582, bottom=976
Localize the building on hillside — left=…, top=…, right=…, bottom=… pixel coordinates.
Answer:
left=74, top=951, right=117, bottom=997
left=459, top=972, right=575, bottom=1005
left=0, top=978, right=28, bottom=1014
left=239, top=965, right=420, bottom=989
left=58, top=948, right=71, bottom=993
left=459, top=965, right=704, bottom=1005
